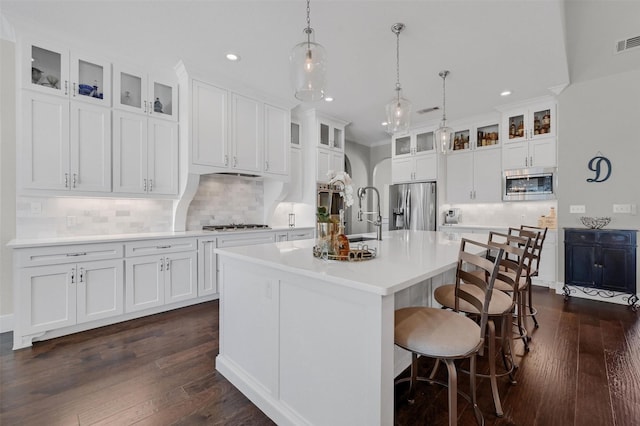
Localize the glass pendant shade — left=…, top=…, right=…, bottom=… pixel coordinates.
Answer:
left=290, top=29, right=327, bottom=101
left=385, top=89, right=412, bottom=134
left=435, top=122, right=454, bottom=153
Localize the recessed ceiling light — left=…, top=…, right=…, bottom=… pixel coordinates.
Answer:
left=226, top=53, right=240, bottom=61
left=324, top=96, right=334, bottom=102
left=500, top=90, right=512, bottom=97
left=381, top=121, right=388, bottom=126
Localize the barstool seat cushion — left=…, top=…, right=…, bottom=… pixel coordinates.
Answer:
left=395, top=307, right=481, bottom=358
left=434, top=283, right=514, bottom=316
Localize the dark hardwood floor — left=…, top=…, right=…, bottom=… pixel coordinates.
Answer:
left=1, top=288, right=638, bottom=425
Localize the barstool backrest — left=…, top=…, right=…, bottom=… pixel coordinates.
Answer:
left=507, top=227, right=540, bottom=280
left=455, top=238, right=505, bottom=340
left=487, top=231, right=532, bottom=298
left=520, top=225, right=548, bottom=276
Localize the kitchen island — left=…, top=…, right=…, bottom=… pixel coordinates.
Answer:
left=215, top=230, right=484, bottom=426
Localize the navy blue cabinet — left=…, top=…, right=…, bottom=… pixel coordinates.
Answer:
left=564, top=228, right=637, bottom=296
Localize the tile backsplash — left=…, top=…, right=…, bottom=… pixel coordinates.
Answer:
left=439, top=201, right=557, bottom=228
left=16, top=175, right=265, bottom=239
left=184, top=174, right=264, bottom=230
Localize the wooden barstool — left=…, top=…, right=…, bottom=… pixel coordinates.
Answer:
left=395, top=239, right=504, bottom=426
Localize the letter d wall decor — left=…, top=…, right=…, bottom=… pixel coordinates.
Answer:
left=586, top=152, right=612, bottom=183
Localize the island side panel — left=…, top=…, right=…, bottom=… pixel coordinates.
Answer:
left=216, top=255, right=394, bottom=426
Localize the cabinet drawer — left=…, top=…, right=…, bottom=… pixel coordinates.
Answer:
left=217, top=233, right=276, bottom=248
left=125, top=238, right=197, bottom=257
left=16, top=243, right=123, bottom=268
left=565, top=231, right=596, bottom=244
left=288, top=229, right=314, bottom=241
left=597, top=231, right=635, bottom=246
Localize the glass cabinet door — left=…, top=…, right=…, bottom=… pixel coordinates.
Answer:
left=149, top=78, right=177, bottom=121
left=506, top=112, right=526, bottom=142
left=319, top=122, right=330, bottom=147
left=291, top=122, right=300, bottom=146
left=393, top=135, right=411, bottom=157
left=476, top=123, right=500, bottom=148
left=113, top=65, right=147, bottom=114
left=452, top=129, right=470, bottom=152
left=24, top=40, right=69, bottom=97
left=70, top=53, right=111, bottom=106
left=532, top=107, right=552, bottom=137
left=415, top=130, right=434, bottom=154
left=332, top=127, right=343, bottom=149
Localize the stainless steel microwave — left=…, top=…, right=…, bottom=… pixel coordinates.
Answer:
left=503, top=167, right=556, bottom=201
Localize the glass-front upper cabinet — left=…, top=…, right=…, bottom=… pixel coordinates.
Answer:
left=451, top=127, right=471, bottom=152
left=392, top=127, right=436, bottom=158
left=113, top=65, right=177, bottom=121
left=23, top=39, right=111, bottom=106
left=317, top=119, right=344, bottom=150
left=476, top=122, right=500, bottom=148
left=414, top=129, right=434, bottom=154
left=392, top=134, right=411, bottom=157
left=503, top=102, right=555, bottom=144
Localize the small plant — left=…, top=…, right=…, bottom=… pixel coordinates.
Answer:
left=316, top=206, right=331, bottom=223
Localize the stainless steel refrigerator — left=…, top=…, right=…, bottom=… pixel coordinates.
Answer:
left=388, top=182, right=437, bottom=231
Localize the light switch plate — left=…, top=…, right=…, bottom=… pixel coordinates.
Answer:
left=570, top=205, right=586, bottom=214
left=613, top=204, right=632, bottom=214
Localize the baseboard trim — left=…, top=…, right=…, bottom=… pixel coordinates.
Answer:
left=0, top=313, right=14, bottom=333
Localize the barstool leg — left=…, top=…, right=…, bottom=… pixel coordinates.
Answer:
left=487, top=319, right=504, bottom=417
left=528, top=282, right=539, bottom=329
left=469, top=354, right=484, bottom=426
left=445, top=359, right=458, bottom=426
left=408, top=353, right=418, bottom=403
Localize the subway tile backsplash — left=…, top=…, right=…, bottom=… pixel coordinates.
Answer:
left=16, top=175, right=264, bottom=239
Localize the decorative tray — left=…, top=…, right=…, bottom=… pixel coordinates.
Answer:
left=312, top=244, right=377, bottom=261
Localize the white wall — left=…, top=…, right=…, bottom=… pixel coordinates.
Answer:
left=0, top=38, right=17, bottom=324
left=557, top=69, right=640, bottom=281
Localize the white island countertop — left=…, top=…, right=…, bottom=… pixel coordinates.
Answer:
left=215, top=229, right=484, bottom=296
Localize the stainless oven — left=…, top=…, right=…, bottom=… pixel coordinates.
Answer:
left=503, top=167, right=556, bottom=201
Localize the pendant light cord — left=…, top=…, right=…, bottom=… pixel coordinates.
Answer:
left=440, top=70, right=449, bottom=123
left=306, top=0, right=312, bottom=45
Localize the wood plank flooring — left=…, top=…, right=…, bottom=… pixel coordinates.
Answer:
left=1, top=288, right=638, bottom=425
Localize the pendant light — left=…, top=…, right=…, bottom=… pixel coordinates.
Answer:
left=385, top=23, right=412, bottom=134
left=290, top=0, right=327, bottom=101
left=435, top=70, right=454, bottom=153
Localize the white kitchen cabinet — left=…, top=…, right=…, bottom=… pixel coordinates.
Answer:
left=275, top=232, right=289, bottom=242
left=217, top=232, right=276, bottom=248
left=198, top=238, right=218, bottom=297
left=392, top=127, right=437, bottom=183
left=303, top=110, right=349, bottom=183
left=263, top=103, right=289, bottom=176
left=113, top=110, right=178, bottom=196
left=15, top=243, right=124, bottom=339
left=113, top=64, right=177, bottom=121
left=231, top=93, right=262, bottom=173
left=21, top=91, right=111, bottom=192
left=446, top=147, right=501, bottom=203
left=125, top=238, right=198, bottom=313
left=502, top=100, right=556, bottom=169
left=502, top=137, right=556, bottom=169
left=288, top=228, right=314, bottom=241
left=191, top=79, right=229, bottom=168
left=22, top=38, right=112, bottom=107
left=285, top=146, right=303, bottom=202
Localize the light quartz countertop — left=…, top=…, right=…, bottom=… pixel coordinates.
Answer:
left=7, top=226, right=312, bottom=249
left=215, top=230, right=485, bottom=296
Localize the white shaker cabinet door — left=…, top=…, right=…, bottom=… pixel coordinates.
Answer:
left=20, top=264, right=76, bottom=335
left=502, top=142, right=529, bottom=170
left=446, top=152, right=473, bottom=203
left=231, top=93, right=262, bottom=173
left=165, top=251, right=198, bottom=304
left=473, top=149, right=502, bottom=203
left=21, top=91, right=70, bottom=190
left=113, top=110, right=148, bottom=194
left=125, top=255, right=164, bottom=313
left=148, top=118, right=179, bottom=195
left=192, top=80, right=229, bottom=168
left=264, top=103, right=289, bottom=176
left=69, top=101, right=111, bottom=192
left=76, top=259, right=124, bottom=324
left=198, top=239, right=218, bottom=297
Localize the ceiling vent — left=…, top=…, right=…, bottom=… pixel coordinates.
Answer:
left=615, top=35, right=640, bottom=54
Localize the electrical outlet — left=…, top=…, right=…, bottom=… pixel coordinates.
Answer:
left=569, top=205, right=586, bottom=214
left=613, top=204, right=632, bottom=214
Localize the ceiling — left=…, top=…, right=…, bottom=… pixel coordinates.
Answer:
left=2, top=1, right=639, bottom=146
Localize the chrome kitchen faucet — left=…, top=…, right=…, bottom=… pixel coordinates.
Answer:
left=357, top=186, right=383, bottom=241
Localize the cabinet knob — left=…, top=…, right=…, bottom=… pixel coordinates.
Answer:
left=144, top=100, right=148, bottom=114
left=65, top=173, right=69, bottom=188
left=64, top=80, right=68, bottom=96
left=143, top=178, right=147, bottom=191
left=148, top=179, right=153, bottom=192
left=160, top=258, right=164, bottom=271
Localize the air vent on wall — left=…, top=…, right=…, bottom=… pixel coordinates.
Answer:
left=615, top=35, right=640, bottom=54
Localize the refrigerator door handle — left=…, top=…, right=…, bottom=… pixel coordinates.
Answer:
left=405, top=188, right=411, bottom=229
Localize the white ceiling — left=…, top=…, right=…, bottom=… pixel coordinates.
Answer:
left=2, top=1, right=639, bottom=146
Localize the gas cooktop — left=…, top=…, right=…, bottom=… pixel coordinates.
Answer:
left=202, top=224, right=271, bottom=231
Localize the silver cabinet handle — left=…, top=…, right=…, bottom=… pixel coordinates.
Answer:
left=233, top=156, right=238, bottom=167
left=470, top=191, right=473, bottom=199
left=143, top=178, right=147, bottom=192
left=72, top=82, right=76, bottom=97
left=65, top=173, right=69, bottom=188
left=144, top=100, right=148, bottom=114
left=64, top=80, right=68, bottom=96
left=65, top=252, right=87, bottom=257
left=160, top=257, right=164, bottom=271
left=156, top=245, right=172, bottom=249
left=224, top=155, right=229, bottom=166
left=530, top=156, right=533, bottom=167
left=72, top=173, right=77, bottom=188
left=525, top=157, right=528, bottom=167
left=165, top=258, right=170, bottom=271
left=70, top=267, right=76, bottom=284
left=148, top=179, right=153, bottom=192
left=473, top=190, right=476, bottom=199
left=79, top=267, right=84, bottom=283
left=148, top=99, right=152, bottom=115
left=265, top=161, right=269, bottom=171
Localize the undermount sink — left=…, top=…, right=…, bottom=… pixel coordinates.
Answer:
left=347, top=236, right=377, bottom=243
